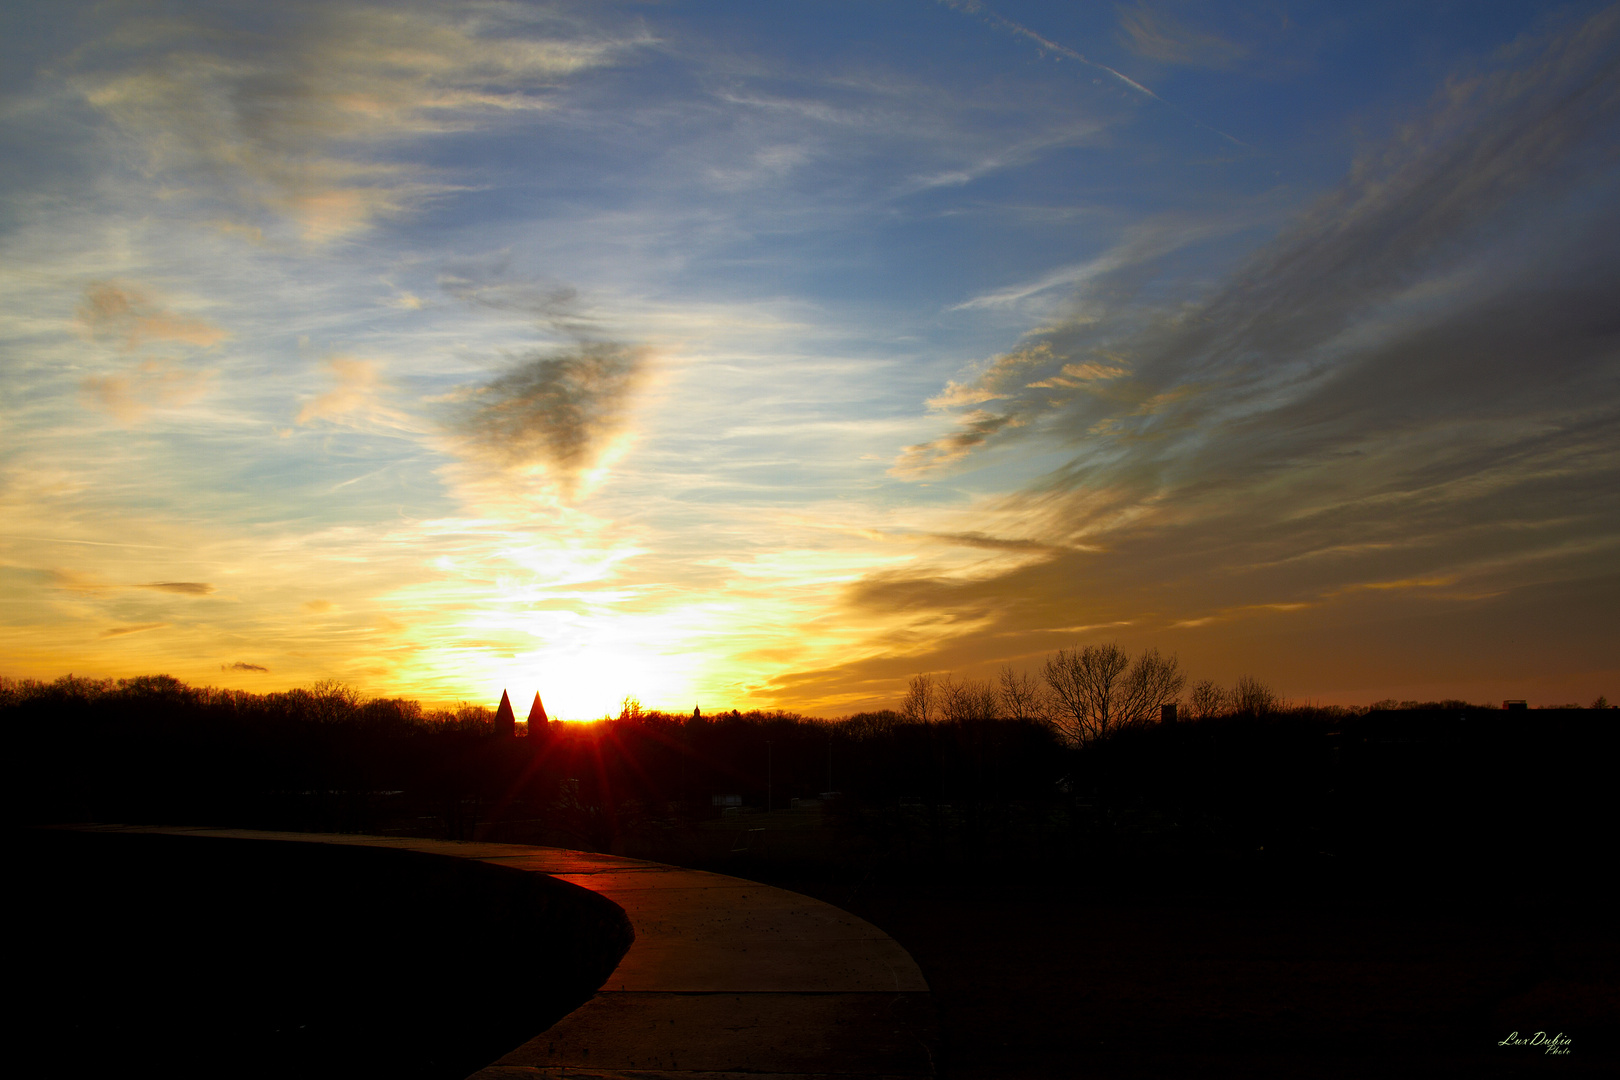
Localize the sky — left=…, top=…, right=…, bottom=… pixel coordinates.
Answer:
left=2, top=0, right=1616, bottom=717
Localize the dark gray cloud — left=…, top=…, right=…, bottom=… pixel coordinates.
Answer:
left=442, top=261, right=647, bottom=491
left=454, top=341, right=647, bottom=485
left=927, top=531, right=1073, bottom=554
left=140, top=581, right=215, bottom=595
left=101, top=623, right=165, bottom=638
left=223, top=661, right=269, bottom=672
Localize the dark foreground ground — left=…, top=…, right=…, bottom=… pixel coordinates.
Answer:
left=15, top=695, right=1615, bottom=1077
left=19, top=829, right=1614, bottom=1079
left=748, top=867, right=1617, bottom=1080
left=16, top=829, right=631, bottom=1080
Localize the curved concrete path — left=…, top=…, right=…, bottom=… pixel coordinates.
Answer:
left=88, top=828, right=934, bottom=1080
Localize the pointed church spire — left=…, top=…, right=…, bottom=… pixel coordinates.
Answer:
left=494, top=689, right=516, bottom=737
left=527, top=692, right=549, bottom=726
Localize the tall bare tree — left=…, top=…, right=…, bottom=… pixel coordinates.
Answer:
left=1189, top=679, right=1228, bottom=719
left=1115, top=648, right=1186, bottom=727
left=940, top=674, right=999, bottom=722
left=901, top=672, right=937, bottom=726
left=998, top=665, right=1047, bottom=722
left=1042, top=643, right=1184, bottom=743
left=1231, top=675, right=1280, bottom=715
left=1042, top=643, right=1130, bottom=744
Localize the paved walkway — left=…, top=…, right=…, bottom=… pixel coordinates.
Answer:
left=88, top=828, right=935, bottom=1079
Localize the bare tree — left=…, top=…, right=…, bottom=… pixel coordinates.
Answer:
left=941, top=674, right=999, bottom=722
left=305, top=679, right=362, bottom=723
left=901, top=672, right=937, bottom=726
left=1189, top=679, right=1228, bottom=719
left=1042, top=643, right=1130, bottom=744
left=1115, top=648, right=1185, bottom=727
left=1042, top=643, right=1186, bottom=742
left=1231, top=675, right=1280, bottom=715
left=998, top=665, right=1047, bottom=722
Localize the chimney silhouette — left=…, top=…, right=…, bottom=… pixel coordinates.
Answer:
left=495, top=689, right=516, bottom=737
left=527, top=691, right=549, bottom=727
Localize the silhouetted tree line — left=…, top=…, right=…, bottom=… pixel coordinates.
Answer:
left=899, top=644, right=1291, bottom=746
left=6, top=661, right=1613, bottom=897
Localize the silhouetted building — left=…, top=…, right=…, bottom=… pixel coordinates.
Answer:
left=495, top=689, right=516, bottom=738
left=1503, top=699, right=1528, bottom=711
left=1161, top=703, right=1177, bottom=724
left=527, top=692, right=549, bottom=730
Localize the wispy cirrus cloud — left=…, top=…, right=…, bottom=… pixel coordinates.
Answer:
left=67, top=3, right=645, bottom=240
left=901, top=7, right=1620, bottom=481
left=81, top=359, right=213, bottom=423
left=948, top=211, right=1265, bottom=315
left=1115, top=3, right=1248, bottom=70
left=848, top=6, right=1620, bottom=695
left=77, top=282, right=227, bottom=350
left=42, top=568, right=113, bottom=594
left=73, top=281, right=223, bottom=422
left=293, top=356, right=426, bottom=435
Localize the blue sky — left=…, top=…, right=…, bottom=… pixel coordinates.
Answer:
left=2, top=1, right=1616, bottom=715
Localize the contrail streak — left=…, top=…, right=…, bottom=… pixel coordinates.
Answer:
left=0, top=534, right=172, bottom=549
left=937, top=0, right=1248, bottom=147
